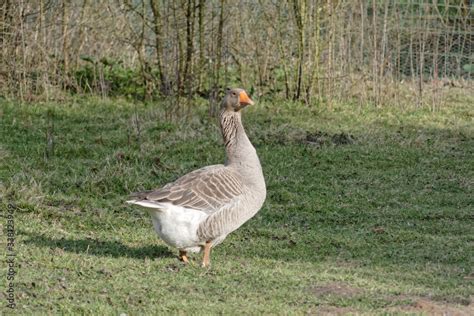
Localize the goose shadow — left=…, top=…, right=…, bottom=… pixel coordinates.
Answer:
left=22, top=232, right=173, bottom=260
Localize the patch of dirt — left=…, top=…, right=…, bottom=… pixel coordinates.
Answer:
left=371, top=226, right=386, bottom=234
left=388, top=298, right=474, bottom=315
left=464, top=273, right=474, bottom=281
left=305, top=131, right=356, bottom=147
left=311, top=282, right=363, bottom=298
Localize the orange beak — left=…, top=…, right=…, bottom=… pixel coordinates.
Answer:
left=239, top=91, right=254, bottom=106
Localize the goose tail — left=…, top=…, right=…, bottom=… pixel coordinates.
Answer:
left=126, top=199, right=164, bottom=209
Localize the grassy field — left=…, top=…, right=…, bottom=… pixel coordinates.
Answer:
left=1, top=93, right=473, bottom=314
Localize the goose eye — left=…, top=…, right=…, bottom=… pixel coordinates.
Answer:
left=232, top=92, right=236, bottom=96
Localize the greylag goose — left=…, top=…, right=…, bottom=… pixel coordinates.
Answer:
left=127, top=88, right=266, bottom=267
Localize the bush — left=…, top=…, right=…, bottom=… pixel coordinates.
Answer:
left=73, top=56, right=146, bottom=99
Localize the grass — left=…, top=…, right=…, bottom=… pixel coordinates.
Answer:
left=1, top=93, right=473, bottom=314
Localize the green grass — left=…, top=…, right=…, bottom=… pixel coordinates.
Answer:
left=1, top=94, right=473, bottom=314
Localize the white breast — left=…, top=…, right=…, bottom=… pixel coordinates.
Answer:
left=148, top=203, right=208, bottom=252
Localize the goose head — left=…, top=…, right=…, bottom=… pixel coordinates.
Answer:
left=221, top=88, right=254, bottom=112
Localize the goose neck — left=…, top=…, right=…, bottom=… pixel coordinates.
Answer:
left=219, top=109, right=254, bottom=166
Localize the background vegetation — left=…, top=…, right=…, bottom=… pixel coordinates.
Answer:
left=1, top=0, right=473, bottom=314
left=1, top=0, right=473, bottom=111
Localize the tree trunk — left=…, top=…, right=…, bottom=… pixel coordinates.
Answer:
left=62, top=0, right=70, bottom=88
left=172, top=1, right=184, bottom=96
left=150, top=0, right=168, bottom=95
left=74, top=0, right=89, bottom=70
left=183, top=0, right=196, bottom=97
left=197, top=0, right=205, bottom=93
left=210, top=0, right=225, bottom=116
left=292, top=0, right=305, bottom=101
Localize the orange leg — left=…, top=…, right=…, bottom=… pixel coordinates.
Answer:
left=202, top=241, right=212, bottom=267
left=179, top=250, right=189, bottom=264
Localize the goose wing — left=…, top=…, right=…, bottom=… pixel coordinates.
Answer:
left=130, top=165, right=243, bottom=214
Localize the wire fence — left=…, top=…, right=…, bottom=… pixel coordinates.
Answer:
left=309, top=0, right=473, bottom=108
left=370, top=1, right=473, bottom=79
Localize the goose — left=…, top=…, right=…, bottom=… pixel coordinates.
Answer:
left=127, top=88, right=266, bottom=267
